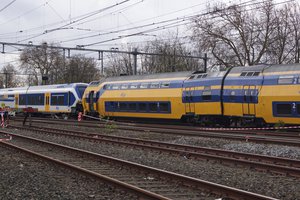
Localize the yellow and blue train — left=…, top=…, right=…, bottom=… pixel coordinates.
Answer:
left=82, top=63, right=300, bottom=126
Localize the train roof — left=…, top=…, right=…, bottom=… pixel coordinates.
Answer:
left=229, top=63, right=300, bottom=74
left=229, top=64, right=267, bottom=73
left=263, top=63, right=300, bottom=73
left=89, top=71, right=193, bottom=85
left=0, top=83, right=87, bottom=92
left=105, top=71, right=192, bottom=81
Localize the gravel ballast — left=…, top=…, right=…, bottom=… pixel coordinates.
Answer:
left=6, top=122, right=300, bottom=200
left=0, top=145, right=138, bottom=200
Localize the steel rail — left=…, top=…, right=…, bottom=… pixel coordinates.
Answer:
left=0, top=132, right=277, bottom=200
left=9, top=125, right=300, bottom=178
left=11, top=119, right=300, bottom=146
left=11, top=117, right=300, bottom=138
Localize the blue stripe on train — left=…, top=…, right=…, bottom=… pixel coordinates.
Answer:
left=105, top=101, right=171, bottom=114
left=182, top=89, right=258, bottom=104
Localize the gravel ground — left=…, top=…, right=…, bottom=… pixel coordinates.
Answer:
left=0, top=145, right=138, bottom=200
left=6, top=122, right=300, bottom=200
left=48, top=121, right=300, bottom=160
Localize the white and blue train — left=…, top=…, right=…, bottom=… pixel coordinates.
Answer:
left=0, top=83, right=88, bottom=117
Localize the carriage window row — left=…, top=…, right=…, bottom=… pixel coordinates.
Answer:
left=240, top=71, right=260, bottom=77
left=107, top=102, right=170, bottom=113
left=19, top=94, right=66, bottom=106
left=103, top=82, right=171, bottom=90
left=188, top=74, right=208, bottom=79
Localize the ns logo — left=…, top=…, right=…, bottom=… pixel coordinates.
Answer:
left=120, top=93, right=126, bottom=97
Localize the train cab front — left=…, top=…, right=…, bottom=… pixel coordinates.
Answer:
left=83, top=90, right=100, bottom=116
left=83, top=81, right=101, bottom=117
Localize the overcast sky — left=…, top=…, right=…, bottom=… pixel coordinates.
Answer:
left=0, top=0, right=293, bottom=68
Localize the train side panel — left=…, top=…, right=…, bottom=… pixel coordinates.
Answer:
left=0, top=83, right=87, bottom=115
left=97, top=80, right=185, bottom=119
left=258, top=77, right=300, bottom=124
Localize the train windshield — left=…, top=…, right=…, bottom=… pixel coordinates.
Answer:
left=76, top=85, right=87, bottom=98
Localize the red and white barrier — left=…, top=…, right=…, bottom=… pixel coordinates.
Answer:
left=78, top=112, right=83, bottom=122
left=193, top=126, right=300, bottom=131
left=82, top=114, right=300, bottom=131
left=0, top=135, right=12, bottom=142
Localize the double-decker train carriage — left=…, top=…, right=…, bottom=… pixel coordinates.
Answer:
left=83, top=71, right=192, bottom=120
left=84, top=63, right=300, bottom=126
left=0, top=83, right=88, bottom=117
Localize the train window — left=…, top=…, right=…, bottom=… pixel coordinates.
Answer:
left=128, top=103, right=137, bottom=111
left=119, top=103, right=127, bottom=111
left=241, top=71, right=260, bottom=77
left=28, top=96, right=33, bottom=105
left=277, top=104, right=292, bottom=115
left=278, top=76, right=294, bottom=84
left=253, top=72, right=260, bottom=76
left=140, top=83, right=148, bottom=89
left=229, top=91, right=236, bottom=101
left=26, top=94, right=44, bottom=105
left=297, top=104, right=300, bottom=115
left=102, top=84, right=107, bottom=90
left=19, top=95, right=26, bottom=105
left=150, top=83, right=159, bottom=88
left=189, top=75, right=195, bottom=80
left=89, top=81, right=101, bottom=86
left=246, top=72, right=254, bottom=76
left=130, top=84, right=138, bottom=89
left=159, top=102, right=169, bottom=112
left=160, top=82, right=170, bottom=88
left=138, top=103, right=147, bottom=112
left=51, top=96, right=57, bottom=105
left=149, top=103, right=158, bottom=112
left=240, top=72, right=247, bottom=76
left=57, top=96, right=64, bottom=105
left=38, top=95, right=44, bottom=105
left=202, top=91, right=212, bottom=101
left=121, top=85, right=128, bottom=89
left=243, top=90, right=248, bottom=102
left=51, top=95, right=65, bottom=105
left=112, top=85, right=120, bottom=90
left=197, top=74, right=208, bottom=79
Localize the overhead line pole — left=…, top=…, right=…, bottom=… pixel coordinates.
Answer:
left=0, top=42, right=208, bottom=75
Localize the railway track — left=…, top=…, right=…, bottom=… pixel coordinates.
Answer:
left=8, top=124, right=300, bottom=178
left=11, top=117, right=300, bottom=146
left=0, top=131, right=277, bottom=200
left=12, top=116, right=300, bottom=138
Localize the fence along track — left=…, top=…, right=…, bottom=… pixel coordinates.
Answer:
left=0, top=132, right=277, bottom=200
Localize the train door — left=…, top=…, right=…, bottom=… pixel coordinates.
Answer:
left=183, top=87, right=195, bottom=114
left=242, top=85, right=257, bottom=116
left=15, top=94, right=19, bottom=110
left=45, top=93, right=50, bottom=112
left=94, top=91, right=100, bottom=111
left=88, top=91, right=94, bottom=112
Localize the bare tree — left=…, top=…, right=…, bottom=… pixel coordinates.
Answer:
left=0, top=64, right=19, bottom=88
left=142, top=33, right=200, bottom=73
left=289, top=3, right=300, bottom=63
left=66, top=54, right=101, bottom=83
left=20, top=42, right=64, bottom=85
left=105, top=47, right=135, bottom=76
left=191, top=0, right=279, bottom=68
